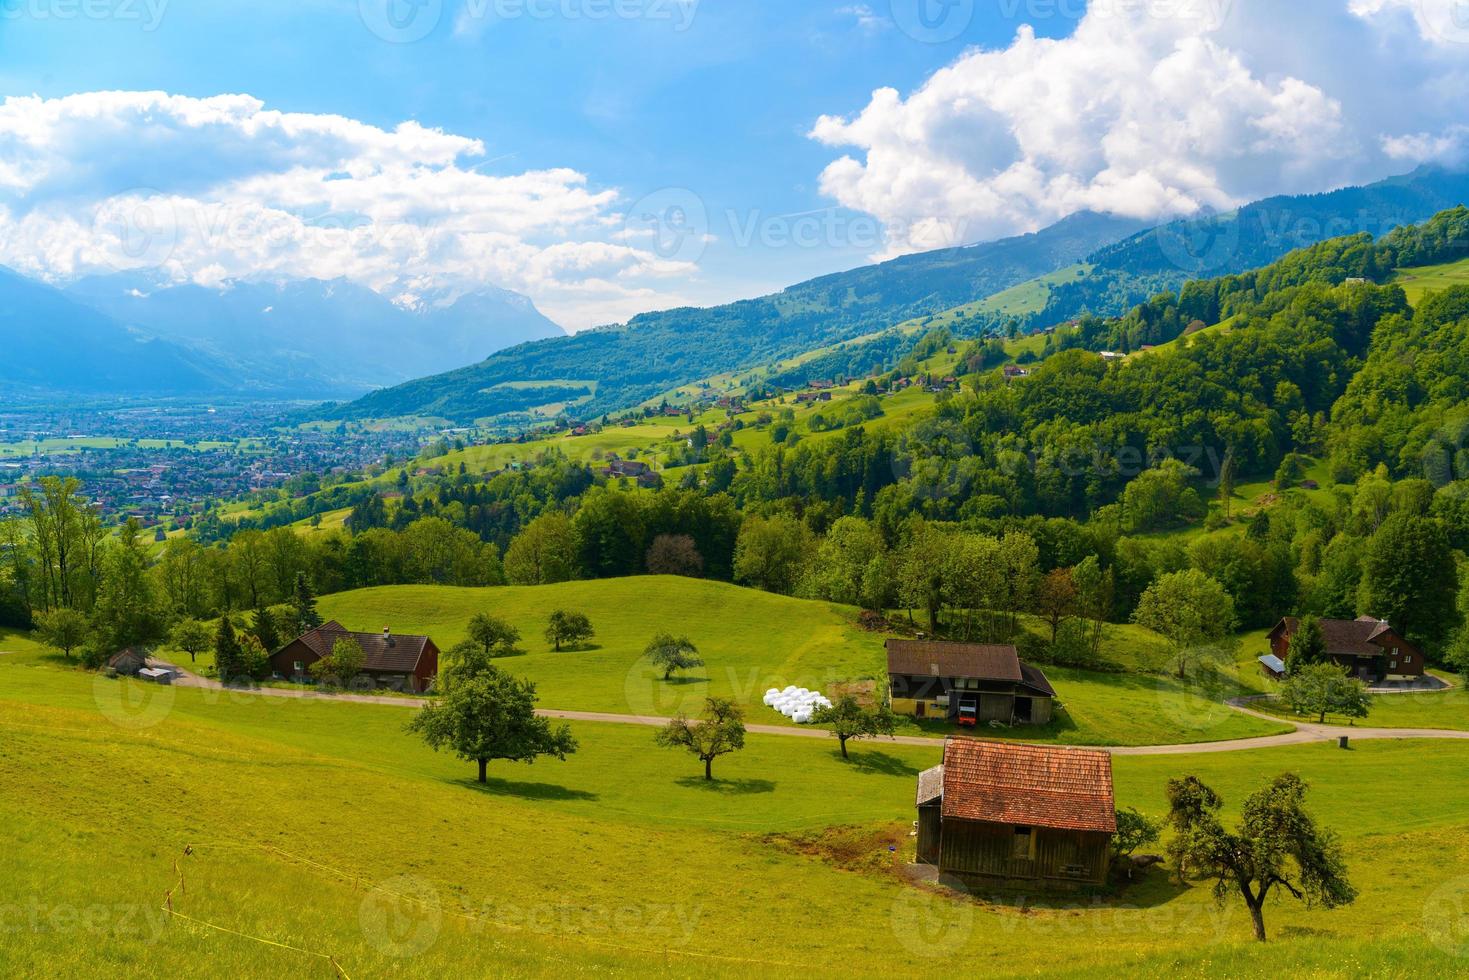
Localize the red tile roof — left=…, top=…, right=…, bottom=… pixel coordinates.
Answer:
left=886, top=640, right=1023, bottom=682
left=940, top=738, right=1116, bottom=834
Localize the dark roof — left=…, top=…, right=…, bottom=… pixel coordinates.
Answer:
left=941, top=738, right=1116, bottom=834
left=287, top=621, right=432, bottom=674
left=1275, top=616, right=1402, bottom=658
left=106, top=647, right=150, bottom=667
left=886, top=640, right=1023, bottom=682
left=1019, top=662, right=1057, bottom=698
left=917, top=765, right=945, bottom=807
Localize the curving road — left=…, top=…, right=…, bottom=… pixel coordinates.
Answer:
left=162, top=664, right=1469, bottom=756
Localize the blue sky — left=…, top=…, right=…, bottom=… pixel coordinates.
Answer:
left=0, top=2, right=1464, bottom=330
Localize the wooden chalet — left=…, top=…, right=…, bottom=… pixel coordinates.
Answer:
left=887, top=640, right=1055, bottom=726
left=1268, top=616, right=1424, bottom=682
left=271, top=622, right=440, bottom=693
left=917, top=739, right=1116, bottom=889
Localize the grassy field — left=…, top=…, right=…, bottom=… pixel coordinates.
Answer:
left=1395, top=255, right=1469, bottom=306
left=1247, top=677, right=1469, bottom=730
left=2, top=658, right=1469, bottom=977
left=308, top=577, right=1288, bottom=747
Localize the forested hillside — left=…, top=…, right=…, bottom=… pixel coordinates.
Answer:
left=9, top=209, right=1469, bottom=680
left=315, top=211, right=1146, bottom=423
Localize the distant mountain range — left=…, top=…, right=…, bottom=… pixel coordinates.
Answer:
left=319, top=165, right=1469, bottom=426
left=0, top=270, right=564, bottom=398
left=314, top=209, right=1151, bottom=423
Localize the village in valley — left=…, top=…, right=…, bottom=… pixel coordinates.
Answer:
left=10, top=3, right=1469, bottom=977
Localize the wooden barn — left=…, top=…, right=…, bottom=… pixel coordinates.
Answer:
left=1268, top=616, right=1424, bottom=682
left=271, top=622, right=440, bottom=693
left=916, top=739, right=1116, bottom=889
left=887, top=640, right=1055, bottom=727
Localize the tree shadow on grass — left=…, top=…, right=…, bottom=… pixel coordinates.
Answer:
left=464, top=777, right=599, bottom=803
left=841, top=748, right=921, bottom=778
left=674, top=776, right=776, bottom=795
left=662, top=675, right=708, bottom=686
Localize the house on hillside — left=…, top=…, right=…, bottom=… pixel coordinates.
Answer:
left=1267, top=616, right=1424, bottom=683
left=916, top=739, right=1116, bottom=888
left=271, top=622, right=440, bottom=693
left=887, top=640, right=1055, bottom=726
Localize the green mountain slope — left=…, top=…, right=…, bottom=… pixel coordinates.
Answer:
left=314, top=211, right=1147, bottom=424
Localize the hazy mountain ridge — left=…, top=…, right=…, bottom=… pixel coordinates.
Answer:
left=314, top=210, right=1151, bottom=423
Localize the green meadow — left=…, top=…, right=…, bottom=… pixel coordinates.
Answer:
left=311, top=577, right=1287, bottom=747
left=2, top=658, right=1469, bottom=978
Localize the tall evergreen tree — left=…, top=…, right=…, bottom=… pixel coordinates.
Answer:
left=293, top=571, right=323, bottom=630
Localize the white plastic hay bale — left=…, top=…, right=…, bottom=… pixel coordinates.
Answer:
left=793, top=710, right=812, bottom=724
left=782, top=685, right=798, bottom=695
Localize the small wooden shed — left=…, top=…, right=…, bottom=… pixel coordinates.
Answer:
left=917, top=738, right=1116, bottom=889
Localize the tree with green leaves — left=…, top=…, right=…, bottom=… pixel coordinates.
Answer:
left=1282, top=662, right=1373, bottom=724
left=645, top=632, right=703, bottom=680
left=311, top=636, right=366, bottom=686
left=1285, top=616, right=1327, bottom=673
left=34, top=606, right=89, bottom=662
left=1165, top=775, right=1223, bottom=885
left=1169, top=773, right=1356, bottom=942
left=407, top=662, right=576, bottom=784
left=810, top=695, right=896, bottom=759
left=654, top=697, right=746, bottom=781
left=293, top=571, right=322, bottom=630
left=467, top=613, right=523, bottom=659
left=252, top=605, right=280, bottom=654
left=544, top=610, right=594, bottom=651
left=169, top=617, right=213, bottom=665
left=1360, top=513, right=1460, bottom=652
left=1133, top=569, right=1236, bottom=679
left=214, top=616, right=244, bottom=684
left=1111, top=807, right=1162, bottom=873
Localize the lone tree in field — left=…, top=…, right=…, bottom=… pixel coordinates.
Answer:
left=645, top=632, right=703, bottom=680
left=655, top=697, right=746, bottom=781
left=1132, top=569, right=1236, bottom=679
left=35, top=607, right=89, bottom=662
left=1282, top=662, right=1373, bottom=724
left=467, top=613, right=523, bottom=659
left=544, top=610, right=594, bottom=652
left=408, top=662, right=576, bottom=784
left=810, top=695, right=896, bottom=759
left=1164, top=775, right=1223, bottom=884
left=1285, top=616, right=1326, bottom=673
left=169, top=617, right=213, bottom=665
left=1170, top=773, right=1356, bottom=942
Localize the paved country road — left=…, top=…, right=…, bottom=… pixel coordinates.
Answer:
left=162, top=665, right=1469, bottom=756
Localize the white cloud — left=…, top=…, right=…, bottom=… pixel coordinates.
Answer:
left=838, top=5, right=888, bottom=33
left=0, top=91, right=696, bottom=329
left=811, top=1, right=1469, bottom=255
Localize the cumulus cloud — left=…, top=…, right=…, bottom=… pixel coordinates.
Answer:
left=0, top=91, right=694, bottom=329
left=811, top=1, right=1469, bottom=255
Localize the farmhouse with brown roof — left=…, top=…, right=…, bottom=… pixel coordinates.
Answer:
left=916, top=739, right=1116, bottom=888
left=886, top=639, right=1055, bottom=726
left=271, top=622, right=440, bottom=693
left=1268, top=616, right=1424, bottom=682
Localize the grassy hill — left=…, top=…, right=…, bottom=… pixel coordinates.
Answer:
left=3, top=658, right=1469, bottom=976
left=311, top=577, right=1286, bottom=747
